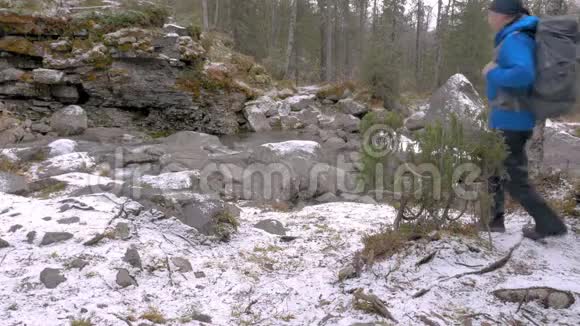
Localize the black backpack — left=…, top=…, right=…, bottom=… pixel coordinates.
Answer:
left=528, top=16, right=579, bottom=120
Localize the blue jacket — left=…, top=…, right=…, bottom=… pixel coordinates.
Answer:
left=487, top=15, right=538, bottom=131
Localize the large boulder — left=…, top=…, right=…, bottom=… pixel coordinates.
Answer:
left=50, top=105, right=88, bottom=136
left=543, top=122, right=580, bottom=176
left=0, top=171, right=27, bottom=194
left=284, top=94, right=316, bottom=112
left=159, top=131, right=225, bottom=170
left=248, top=141, right=324, bottom=200
left=337, top=98, right=368, bottom=117
left=424, top=74, right=485, bottom=132
left=177, top=196, right=241, bottom=241
left=243, top=98, right=277, bottom=132
left=0, top=116, right=26, bottom=146
left=404, top=111, right=427, bottom=131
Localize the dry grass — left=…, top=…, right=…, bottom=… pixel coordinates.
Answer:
left=0, top=158, right=19, bottom=173
left=70, top=319, right=92, bottom=326
left=140, top=306, right=166, bottom=324
left=362, top=221, right=478, bottom=265
left=316, top=81, right=358, bottom=100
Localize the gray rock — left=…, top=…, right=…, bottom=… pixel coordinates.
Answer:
left=115, top=222, right=131, bottom=240
left=163, top=23, right=189, bottom=36
left=280, top=115, right=304, bottom=130
left=337, top=98, right=368, bottom=116
left=284, top=95, right=316, bottom=112
left=68, top=258, right=89, bottom=270
left=42, top=217, right=52, bottom=221
left=248, top=140, right=323, bottom=200
left=171, top=257, right=193, bottom=273
left=40, top=268, right=66, bottom=289
left=325, top=137, right=347, bottom=150
left=244, top=101, right=273, bottom=132
left=190, top=313, right=212, bottom=323
left=51, top=85, right=79, bottom=104
left=254, top=219, right=287, bottom=236
left=277, top=88, right=295, bottom=99
left=194, top=271, right=206, bottom=278
left=0, top=172, right=27, bottom=195
left=493, top=287, right=575, bottom=309
left=40, top=232, right=73, bottom=246
left=33, top=69, right=64, bottom=84
left=26, top=231, right=36, bottom=244
left=179, top=197, right=240, bottom=237
left=316, top=192, right=339, bottom=203
left=0, top=238, right=10, bottom=248
left=8, top=224, right=22, bottom=233
left=0, top=68, right=25, bottom=82
left=123, top=247, right=142, bottom=269
left=31, top=123, right=52, bottom=134
left=116, top=268, right=137, bottom=288
left=424, top=74, right=485, bottom=133
left=404, top=111, right=427, bottom=131
left=0, top=125, right=26, bottom=146
left=57, top=216, right=80, bottom=225
left=295, top=107, right=320, bottom=126
left=50, top=105, right=87, bottom=136
left=543, top=125, right=580, bottom=176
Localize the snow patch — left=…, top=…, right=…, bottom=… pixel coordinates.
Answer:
left=139, top=171, right=200, bottom=190
left=51, top=172, right=122, bottom=187
left=48, top=139, right=77, bottom=158
left=261, top=140, right=321, bottom=156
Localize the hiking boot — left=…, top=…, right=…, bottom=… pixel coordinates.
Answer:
left=487, top=214, right=506, bottom=233
left=522, top=225, right=568, bottom=241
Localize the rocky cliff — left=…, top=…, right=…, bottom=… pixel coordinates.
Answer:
left=0, top=8, right=273, bottom=139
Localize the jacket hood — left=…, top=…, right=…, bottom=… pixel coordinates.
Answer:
left=495, top=15, right=539, bottom=46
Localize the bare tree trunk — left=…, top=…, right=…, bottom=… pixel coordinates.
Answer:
left=201, top=0, right=210, bottom=32
left=358, top=0, right=368, bottom=75
left=372, top=0, right=378, bottom=34
left=326, top=0, right=333, bottom=81
left=415, top=0, right=423, bottom=87
left=434, top=0, right=444, bottom=88
left=285, top=0, right=298, bottom=80
left=270, top=0, right=279, bottom=55
left=318, top=0, right=328, bottom=81
left=343, top=0, right=351, bottom=79
left=213, top=0, right=220, bottom=30
left=333, top=0, right=340, bottom=80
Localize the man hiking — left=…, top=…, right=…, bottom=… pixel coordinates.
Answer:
left=483, top=0, right=568, bottom=240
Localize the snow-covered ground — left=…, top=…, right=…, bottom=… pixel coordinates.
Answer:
left=1, top=189, right=579, bottom=326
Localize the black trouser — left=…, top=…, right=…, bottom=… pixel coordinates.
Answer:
left=490, top=130, right=566, bottom=233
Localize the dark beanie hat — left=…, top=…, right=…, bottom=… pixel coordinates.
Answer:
left=489, top=0, right=528, bottom=15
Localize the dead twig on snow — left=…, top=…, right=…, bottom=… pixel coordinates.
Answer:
left=416, top=251, right=437, bottom=267
left=353, top=288, right=398, bottom=323
left=111, top=313, right=133, bottom=326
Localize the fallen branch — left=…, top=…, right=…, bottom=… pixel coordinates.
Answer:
left=0, top=248, right=15, bottom=267
left=111, top=313, right=133, bottom=326
left=416, top=251, right=437, bottom=267
left=107, top=201, right=128, bottom=226
left=165, top=256, right=174, bottom=287
left=412, top=240, right=522, bottom=300
left=444, top=240, right=522, bottom=281
left=244, top=299, right=258, bottom=314
left=353, top=289, right=398, bottom=322
left=521, top=312, right=541, bottom=326
left=412, top=287, right=431, bottom=298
